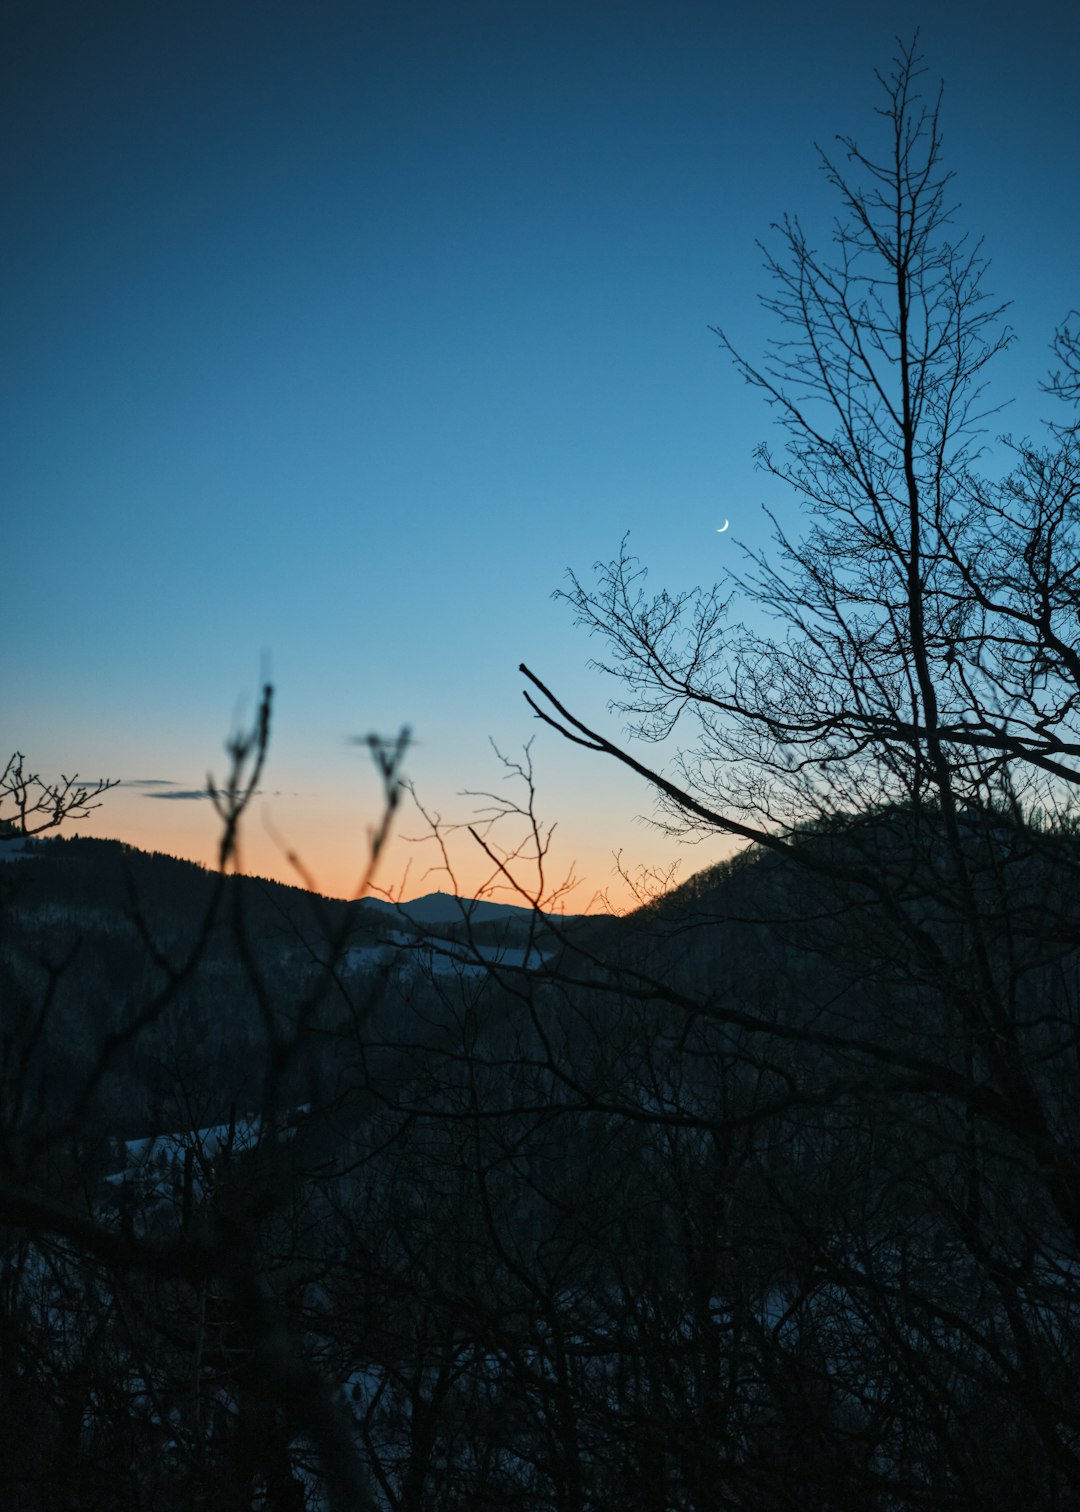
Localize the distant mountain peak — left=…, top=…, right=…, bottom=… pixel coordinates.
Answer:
left=357, top=891, right=569, bottom=927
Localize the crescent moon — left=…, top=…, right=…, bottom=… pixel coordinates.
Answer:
left=716, top=520, right=729, bottom=533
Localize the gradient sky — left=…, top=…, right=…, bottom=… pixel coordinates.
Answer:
left=5, top=0, right=1078, bottom=910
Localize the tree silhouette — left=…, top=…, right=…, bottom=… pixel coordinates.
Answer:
left=518, top=38, right=1080, bottom=1505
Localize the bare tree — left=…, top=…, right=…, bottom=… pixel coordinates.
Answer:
left=0, top=691, right=414, bottom=1510
left=1, top=752, right=118, bottom=838
left=514, top=38, right=1080, bottom=1506
left=531, top=40, right=1079, bottom=832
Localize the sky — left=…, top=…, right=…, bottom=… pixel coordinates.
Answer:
left=4, top=0, right=1078, bottom=911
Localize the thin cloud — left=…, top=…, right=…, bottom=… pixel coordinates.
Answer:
left=145, top=788, right=268, bottom=801
left=144, top=789, right=216, bottom=801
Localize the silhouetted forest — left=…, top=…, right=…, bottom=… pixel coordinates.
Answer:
left=4, top=798, right=1080, bottom=1508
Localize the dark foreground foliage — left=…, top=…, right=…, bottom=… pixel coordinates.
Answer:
left=3, top=803, right=1080, bottom=1510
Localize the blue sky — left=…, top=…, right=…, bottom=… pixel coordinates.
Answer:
left=4, top=0, right=1078, bottom=907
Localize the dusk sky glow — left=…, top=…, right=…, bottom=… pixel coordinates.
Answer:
left=5, top=1, right=1078, bottom=910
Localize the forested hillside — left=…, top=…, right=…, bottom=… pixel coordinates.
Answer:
left=4, top=797, right=1080, bottom=1508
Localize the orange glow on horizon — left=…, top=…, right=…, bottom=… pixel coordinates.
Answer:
left=64, top=782, right=705, bottom=916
